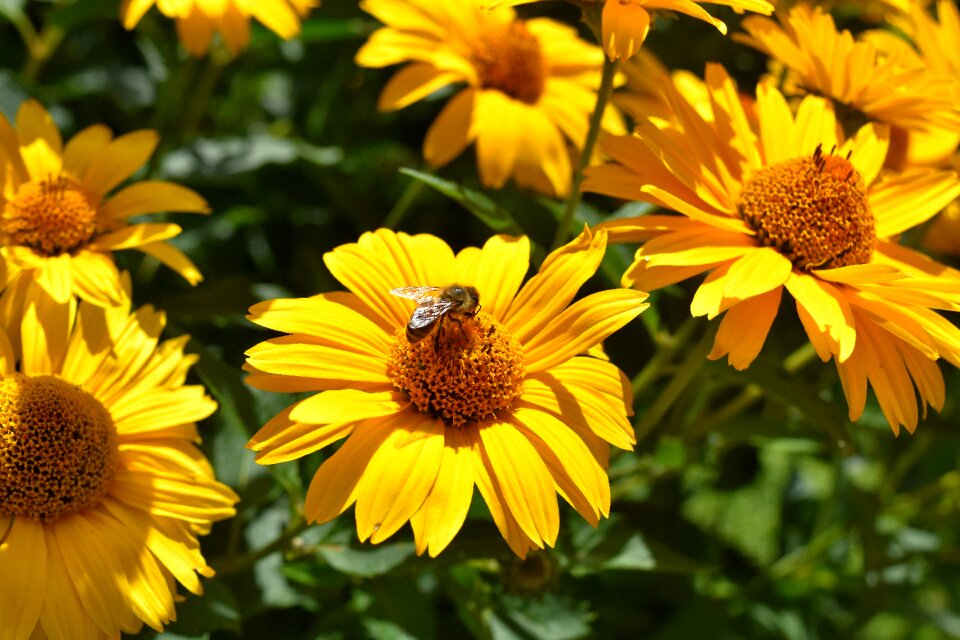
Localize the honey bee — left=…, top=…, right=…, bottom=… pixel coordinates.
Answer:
left=390, top=284, right=481, bottom=343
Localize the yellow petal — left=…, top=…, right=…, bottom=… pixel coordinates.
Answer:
left=36, top=253, right=74, bottom=304
left=89, top=223, right=181, bottom=250
left=423, top=88, right=476, bottom=167
left=290, top=389, right=409, bottom=424
left=872, top=169, right=960, bottom=238
left=138, top=241, right=203, bottom=285
left=245, top=339, right=391, bottom=389
left=722, top=247, right=792, bottom=301
left=21, top=282, right=75, bottom=375
left=62, top=125, right=113, bottom=178
left=122, top=0, right=157, bottom=28
left=16, top=99, right=63, bottom=181
left=522, top=289, right=649, bottom=373
left=323, top=229, right=456, bottom=334
left=40, top=524, right=103, bottom=640
left=472, top=90, right=523, bottom=188
left=219, top=1, right=251, bottom=54
left=304, top=415, right=398, bottom=523
left=247, top=292, right=392, bottom=355
left=411, top=427, right=476, bottom=557
left=477, top=420, right=559, bottom=547
left=602, top=0, right=650, bottom=60
left=111, top=387, right=217, bottom=433
left=785, top=272, right=856, bottom=361
left=100, top=180, right=209, bottom=219
left=709, top=287, right=781, bottom=370
left=470, top=431, right=539, bottom=557
left=53, top=509, right=173, bottom=633
left=253, top=418, right=355, bottom=465
left=503, top=226, right=606, bottom=345
left=81, top=130, right=159, bottom=196
left=0, top=518, right=46, bottom=640
left=378, top=63, right=458, bottom=111
left=245, top=0, right=301, bottom=39
left=355, top=415, right=445, bottom=543
left=69, top=251, right=125, bottom=307
left=176, top=11, right=215, bottom=56
left=110, top=468, right=237, bottom=523
left=454, top=234, right=529, bottom=320
left=510, top=406, right=610, bottom=523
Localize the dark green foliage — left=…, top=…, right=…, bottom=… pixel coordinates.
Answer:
left=3, top=1, right=960, bottom=638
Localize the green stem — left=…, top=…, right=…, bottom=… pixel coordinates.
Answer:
left=633, top=321, right=715, bottom=442
left=550, top=55, right=617, bottom=250
left=20, top=23, right=64, bottom=84
left=383, top=177, right=425, bottom=229
left=630, top=316, right=699, bottom=398
left=684, top=342, right=818, bottom=440
left=214, top=516, right=310, bottom=577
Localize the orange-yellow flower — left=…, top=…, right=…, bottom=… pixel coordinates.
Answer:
left=121, top=0, right=319, bottom=56
left=245, top=228, right=647, bottom=557
left=737, top=3, right=960, bottom=143
left=0, top=279, right=237, bottom=637
left=0, top=99, right=209, bottom=308
left=485, top=0, right=774, bottom=61
left=356, top=0, right=624, bottom=197
left=584, top=64, right=960, bottom=435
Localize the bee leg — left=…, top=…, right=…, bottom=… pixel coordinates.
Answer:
left=433, top=315, right=445, bottom=354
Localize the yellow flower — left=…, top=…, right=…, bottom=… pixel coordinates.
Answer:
left=245, top=228, right=647, bottom=557
left=615, top=49, right=716, bottom=125
left=0, top=278, right=238, bottom=637
left=583, top=64, right=960, bottom=435
left=484, top=0, right=774, bottom=61
left=121, top=0, right=318, bottom=56
left=737, top=4, right=960, bottom=141
left=355, top=0, right=625, bottom=197
left=0, top=100, right=208, bottom=309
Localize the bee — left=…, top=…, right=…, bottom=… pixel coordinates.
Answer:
left=390, top=284, right=481, bottom=344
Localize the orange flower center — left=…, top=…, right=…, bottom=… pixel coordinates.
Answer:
left=1, top=175, right=100, bottom=256
left=0, top=374, right=118, bottom=522
left=388, top=313, right=525, bottom=428
left=472, top=22, right=546, bottom=105
left=738, top=145, right=876, bottom=269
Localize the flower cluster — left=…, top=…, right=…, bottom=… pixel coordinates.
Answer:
left=5, top=0, right=960, bottom=635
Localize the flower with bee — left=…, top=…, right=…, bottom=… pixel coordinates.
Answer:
left=245, top=228, right=648, bottom=557
left=390, top=285, right=481, bottom=343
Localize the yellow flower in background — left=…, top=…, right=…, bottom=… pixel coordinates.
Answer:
left=584, top=64, right=960, bottom=435
left=121, top=0, right=319, bottom=56
left=0, top=99, right=208, bottom=309
left=484, top=0, right=774, bottom=61
left=245, top=228, right=647, bottom=557
left=355, top=0, right=625, bottom=197
left=737, top=4, right=960, bottom=142
left=881, top=0, right=960, bottom=254
left=0, top=278, right=238, bottom=637
left=614, top=49, right=718, bottom=125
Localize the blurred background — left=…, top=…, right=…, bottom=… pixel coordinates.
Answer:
left=2, top=0, right=960, bottom=637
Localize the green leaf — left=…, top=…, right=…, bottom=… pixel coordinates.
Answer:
left=399, top=168, right=524, bottom=234
left=318, top=541, right=417, bottom=578
left=683, top=446, right=791, bottom=566
left=0, top=0, right=25, bottom=22
left=159, top=577, right=241, bottom=635
left=46, top=0, right=116, bottom=29
left=502, top=594, right=593, bottom=640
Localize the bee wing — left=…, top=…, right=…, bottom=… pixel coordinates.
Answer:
left=409, top=296, right=457, bottom=329
left=390, top=286, right=441, bottom=301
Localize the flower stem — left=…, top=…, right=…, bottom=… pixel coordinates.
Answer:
left=550, top=54, right=617, bottom=250
left=684, top=342, right=819, bottom=440
left=383, top=177, right=425, bottom=229
left=633, top=321, right=715, bottom=442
